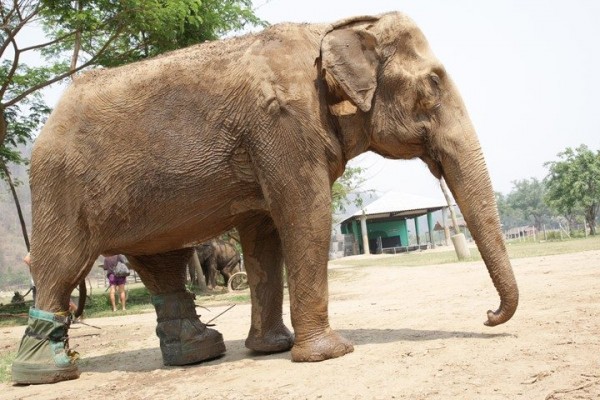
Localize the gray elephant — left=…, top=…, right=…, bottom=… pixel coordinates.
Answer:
left=195, top=239, right=241, bottom=289
left=12, top=12, right=518, bottom=384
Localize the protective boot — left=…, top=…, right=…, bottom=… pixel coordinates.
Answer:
left=151, top=291, right=225, bottom=366
left=12, top=308, right=79, bottom=384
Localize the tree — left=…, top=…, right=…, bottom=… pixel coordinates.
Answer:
left=1, top=0, right=264, bottom=248
left=545, top=145, right=600, bottom=235
left=331, top=166, right=372, bottom=214
left=506, top=178, right=551, bottom=231
left=495, top=191, right=526, bottom=230
left=1, top=0, right=264, bottom=162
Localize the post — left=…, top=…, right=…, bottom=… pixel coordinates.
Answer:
left=543, top=224, right=547, bottom=241
left=440, top=179, right=470, bottom=260
left=351, top=219, right=360, bottom=254
left=441, top=207, right=450, bottom=246
left=360, top=212, right=370, bottom=255
left=427, top=212, right=435, bottom=249
left=414, top=217, right=421, bottom=249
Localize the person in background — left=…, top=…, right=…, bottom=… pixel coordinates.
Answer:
left=102, top=254, right=128, bottom=311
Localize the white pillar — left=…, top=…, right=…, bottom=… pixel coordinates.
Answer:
left=360, top=213, right=370, bottom=255
left=442, top=207, right=451, bottom=246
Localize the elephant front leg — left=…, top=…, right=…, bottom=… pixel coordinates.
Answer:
left=270, top=187, right=353, bottom=362
left=11, top=237, right=95, bottom=384
left=239, top=214, right=294, bottom=353
left=207, top=259, right=218, bottom=289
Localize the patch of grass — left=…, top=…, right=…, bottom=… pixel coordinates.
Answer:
left=226, top=294, right=251, bottom=303
left=81, top=285, right=154, bottom=318
left=0, top=283, right=251, bottom=328
left=0, top=350, right=15, bottom=384
left=504, top=235, right=600, bottom=258
left=331, top=235, right=600, bottom=268
left=192, top=289, right=251, bottom=307
left=332, top=250, right=481, bottom=268
left=0, top=301, right=31, bottom=327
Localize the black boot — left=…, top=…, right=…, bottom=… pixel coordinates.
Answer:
left=151, top=291, right=225, bottom=366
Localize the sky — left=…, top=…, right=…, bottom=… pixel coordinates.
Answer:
left=37, top=0, right=600, bottom=200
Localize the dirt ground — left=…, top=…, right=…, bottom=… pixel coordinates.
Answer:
left=2, top=249, right=600, bottom=400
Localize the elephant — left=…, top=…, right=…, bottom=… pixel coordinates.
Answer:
left=12, top=12, right=518, bottom=384
left=195, top=239, right=242, bottom=289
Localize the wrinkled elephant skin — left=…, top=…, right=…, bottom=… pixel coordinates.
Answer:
left=15, top=11, right=518, bottom=384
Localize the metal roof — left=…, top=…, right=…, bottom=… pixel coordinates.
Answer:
left=342, top=192, right=449, bottom=222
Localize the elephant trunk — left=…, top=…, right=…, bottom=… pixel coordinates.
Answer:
left=435, top=110, right=518, bottom=327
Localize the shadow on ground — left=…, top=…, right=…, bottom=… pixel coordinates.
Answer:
left=78, top=327, right=513, bottom=375
left=339, top=328, right=514, bottom=345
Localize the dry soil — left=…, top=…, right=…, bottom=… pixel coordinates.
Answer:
left=1, top=250, right=600, bottom=400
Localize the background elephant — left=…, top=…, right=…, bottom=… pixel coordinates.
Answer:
left=195, top=239, right=241, bottom=289
left=13, top=12, right=518, bottom=384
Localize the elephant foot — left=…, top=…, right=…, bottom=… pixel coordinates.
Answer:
left=12, top=308, right=80, bottom=384
left=245, top=324, right=295, bottom=353
left=291, top=328, right=354, bottom=362
left=152, top=291, right=226, bottom=366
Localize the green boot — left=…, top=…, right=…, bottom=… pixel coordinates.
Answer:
left=151, top=291, right=225, bottom=366
left=12, top=308, right=79, bottom=384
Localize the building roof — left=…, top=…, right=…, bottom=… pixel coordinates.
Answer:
left=342, top=192, right=449, bottom=223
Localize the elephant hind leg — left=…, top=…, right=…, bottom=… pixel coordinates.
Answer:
left=221, top=254, right=240, bottom=284
left=127, top=248, right=226, bottom=365
left=127, top=248, right=193, bottom=294
left=238, top=213, right=294, bottom=353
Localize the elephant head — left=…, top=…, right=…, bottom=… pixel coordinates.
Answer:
left=321, top=13, right=518, bottom=326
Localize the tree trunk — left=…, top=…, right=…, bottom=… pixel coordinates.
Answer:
left=0, top=108, right=6, bottom=146
left=1, top=162, right=30, bottom=251
left=585, top=206, right=597, bottom=236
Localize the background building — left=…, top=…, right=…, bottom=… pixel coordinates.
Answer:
left=338, top=192, right=452, bottom=255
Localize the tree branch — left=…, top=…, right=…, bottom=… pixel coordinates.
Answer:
left=13, top=1, right=22, bottom=21
left=20, top=30, right=77, bottom=53
left=0, top=2, right=39, bottom=58
left=1, top=3, right=17, bottom=24
left=3, top=27, right=123, bottom=108
left=0, top=37, right=21, bottom=101
left=69, top=1, right=83, bottom=75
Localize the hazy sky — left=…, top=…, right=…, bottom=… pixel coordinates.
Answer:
left=251, top=0, right=600, bottom=199
left=37, top=1, right=600, bottom=199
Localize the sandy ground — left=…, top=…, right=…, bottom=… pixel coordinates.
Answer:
left=2, top=250, right=600, bottom=400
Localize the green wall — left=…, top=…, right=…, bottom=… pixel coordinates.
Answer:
left=367, top=219, right=408, bottom=246
left=341, top=218, right=409, bottom=252
left=341, top=211, right=437, bottom=254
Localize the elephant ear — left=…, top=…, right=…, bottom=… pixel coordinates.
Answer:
left=321, top=25, right=379, bottom=114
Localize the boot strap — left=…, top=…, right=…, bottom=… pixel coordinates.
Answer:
left=157, top=312, right=201, bottom=323
left=24, top=327, right=68, bottom=343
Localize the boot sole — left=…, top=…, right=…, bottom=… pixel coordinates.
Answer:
left=163, top=332, right=226, bottom=366
left=12, top=362, right=79, bottom=385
